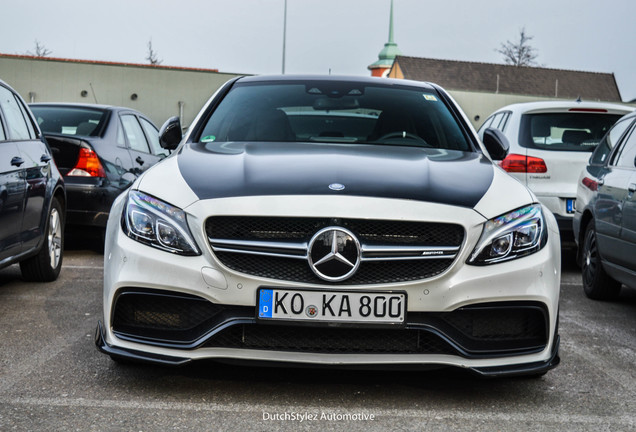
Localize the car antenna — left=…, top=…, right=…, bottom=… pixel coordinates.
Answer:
left=89, top=82, right=99, bottom=104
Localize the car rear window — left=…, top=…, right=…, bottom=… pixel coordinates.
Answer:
left=197, top=81, right=472, bottom=151
left=518, top=112, right=622, bottom=152
left=31, top=106, right=108, bottom=137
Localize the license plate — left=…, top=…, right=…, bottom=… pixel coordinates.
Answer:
left=257, top=288, right=406, bottom=324
left=566, top=199, right=576, bottom=214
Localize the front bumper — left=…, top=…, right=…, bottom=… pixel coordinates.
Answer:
left=95, top=320, right=560, bottom=377
left=99, top=194, right=561, bottom=376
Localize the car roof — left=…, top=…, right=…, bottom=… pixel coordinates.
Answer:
left=618, top=109, right=636, bottom=121
left=236, top=74, right=438, bottom=91
left=492, top=100, right=634, bottom=115
left=29, top=102, right=142, bottom=114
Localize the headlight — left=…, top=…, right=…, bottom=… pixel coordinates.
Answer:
left=467, top=204, right=546, bottom=265
left=122, top=190, right=200, bottom=256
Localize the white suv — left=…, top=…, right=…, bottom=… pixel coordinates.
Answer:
left=478, top=101, right=633, bottom=240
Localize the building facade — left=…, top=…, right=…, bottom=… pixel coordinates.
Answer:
left=388, top=55, right=625, bottom=129
left=0, top=54, right=240, bottom=129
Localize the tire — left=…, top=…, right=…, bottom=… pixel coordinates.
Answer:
left=581, top=221, right=621, bottom=300
left=20, top=197, right=64, bottom=282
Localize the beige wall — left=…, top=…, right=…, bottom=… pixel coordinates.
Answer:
left=0, top=56, right=241, bottom=129
left=449, top=90, right=555, bottom=130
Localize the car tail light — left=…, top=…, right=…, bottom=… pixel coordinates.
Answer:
left=499, top=154, right=548, bottom=173
left=67, top=148, right=106, bottom=177
left=582, top=177, right=598, bottom=191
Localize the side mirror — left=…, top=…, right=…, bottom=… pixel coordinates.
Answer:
left=482, top=127, right=509, bottom=161
left=159, top=116, right=182, bottom=150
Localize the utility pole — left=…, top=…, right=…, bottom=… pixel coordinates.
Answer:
left=282, top=0, right=287, bottom=74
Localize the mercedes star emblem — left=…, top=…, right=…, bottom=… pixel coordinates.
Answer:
left=308, top=227, right=361, bottom=282
left=329, top=183, right=345, bottom=191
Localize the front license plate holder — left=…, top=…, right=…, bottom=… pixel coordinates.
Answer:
left=257, top=288, right=406, bottom=326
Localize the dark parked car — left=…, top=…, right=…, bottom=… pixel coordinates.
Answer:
left=574, top=110, right=636, bottom=299
left=0, top=79, right=66, bottom=281
left=29, top=103, right=167, bottom=231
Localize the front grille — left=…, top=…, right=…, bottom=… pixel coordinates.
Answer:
left=207, top=216, right=464, bottom=245
left=111, top=289, right=548, bottom=358
left=204, top=325, right=456, bottom=355
left=214, top=252, right=453, bottom=285
left=206, top=217, right=464, bottom=285
left=203, top=303, right=547, bottom=356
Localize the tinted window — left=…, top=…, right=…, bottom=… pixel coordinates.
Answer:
left=31, top=106, right=107, bottom=137
left=519, top=112, right=622, bottom=152
left=0, top=115, right=5, bottom=140
left=198, top=81, right=472, bottom=151
left=121, top=115, right=150, bottom=153
left=139, top=117, right=166, bottom=156
left=614, top=128, right=636, bottom=169
left=0, top=86, right=31, bottom=140
left=590, top=117, right=634, bottom=165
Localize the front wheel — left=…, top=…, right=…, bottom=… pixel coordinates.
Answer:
left=20, top=197, right=64, bottom=282
left=581, top=221, right=621, bottom=300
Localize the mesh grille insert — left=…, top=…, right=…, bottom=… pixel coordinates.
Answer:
left=207, top=217, right=464, bottom=284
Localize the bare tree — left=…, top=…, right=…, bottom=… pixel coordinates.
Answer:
left=27, top=40, right=52, bottom=57
left=496, top=27, right=539, bottom=67
left=146, top=39, right=162, bottom=65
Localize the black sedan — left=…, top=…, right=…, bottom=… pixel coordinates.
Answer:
left=574, top=110, right=636, bottom=299
left=0, top=79, right=66, bottom=281
left=29, top=103, right=167, bottom=231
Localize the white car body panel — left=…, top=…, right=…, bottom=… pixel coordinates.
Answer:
left=103, top=191, right=560, bottom=368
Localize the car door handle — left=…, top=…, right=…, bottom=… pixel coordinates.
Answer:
left=629, top=183, right=636, bottom=193
left=11, top=156, right=24, bottom=167
left=135, top=156, right=145, bottom=166
left=597, top=178, right=604, bottom=186
left=40, top=154, right=52, bottom=163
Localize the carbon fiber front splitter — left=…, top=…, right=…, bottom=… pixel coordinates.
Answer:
left=95, top=321, right=560, bottom=377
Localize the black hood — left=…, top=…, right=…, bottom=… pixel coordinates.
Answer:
left=177, top=142, right=494, bottom=208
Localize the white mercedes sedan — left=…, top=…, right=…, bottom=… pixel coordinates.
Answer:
left=96, top=75, right=561, bottom=377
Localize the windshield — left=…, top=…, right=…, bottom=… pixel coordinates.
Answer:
left=31, top=106, right=108, bottom=137
left=197, top=81, right=472, bottom=151
left=519, top=112, right=622, bottom=152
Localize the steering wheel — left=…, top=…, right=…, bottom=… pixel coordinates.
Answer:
left=376, top=131, right=430, bottom=146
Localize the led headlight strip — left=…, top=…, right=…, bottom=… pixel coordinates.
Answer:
left=468, top=204, right=546, bottom=265
left=122, top=190, right=200, bottom=256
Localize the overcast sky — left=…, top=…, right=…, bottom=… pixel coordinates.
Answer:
left=2, top=0, right=635, bottom=101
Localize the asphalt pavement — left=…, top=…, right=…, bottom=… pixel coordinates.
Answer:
left=0, top=242, right=634, bottom=432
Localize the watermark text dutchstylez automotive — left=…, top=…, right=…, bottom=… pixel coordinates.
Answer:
left=262, top=411, right=376, bottom=422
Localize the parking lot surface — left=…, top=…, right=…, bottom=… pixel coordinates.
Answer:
left=0, top=244, right=634, bottom=431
